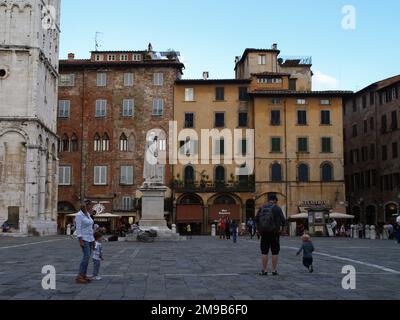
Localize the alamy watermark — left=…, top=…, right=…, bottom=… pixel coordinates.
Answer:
left=342, top=5, right=356, bottom=30
left=41, top=265, right=56, bottom=290
left=341, top=265, right=356, bottom=290
left=41, top=5, right=57, bottom=30
left=144, top=122, right=255, bottom=176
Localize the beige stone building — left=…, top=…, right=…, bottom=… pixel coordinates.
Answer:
left=174, top=45, right=351, bottom=234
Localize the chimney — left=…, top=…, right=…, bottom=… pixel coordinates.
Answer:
left=68, top=53, right=75, bottom=60
left=203, top=72, right=209, bottom=80
left=272, top=43, right=278, bottom=50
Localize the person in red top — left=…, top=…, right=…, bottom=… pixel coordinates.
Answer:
left=220, top=218, right=226, bottom=240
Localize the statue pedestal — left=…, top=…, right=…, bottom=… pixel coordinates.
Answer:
left=139, top=184, right=183, bottom=241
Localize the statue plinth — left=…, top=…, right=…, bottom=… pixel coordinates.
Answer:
left=139, top=183, right=183, bottom=241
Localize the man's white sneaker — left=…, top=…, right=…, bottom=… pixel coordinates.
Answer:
left=93, top=276, right=102, bottom=281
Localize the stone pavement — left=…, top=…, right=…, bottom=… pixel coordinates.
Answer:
left=0, top=236, right=399, bottom=300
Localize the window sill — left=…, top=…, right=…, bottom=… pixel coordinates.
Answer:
left=296, top=124, right=309, bottom=127
left=213, top=100, right=227, bottom=103
left=320, top=124, right=332, bottom=126
left=270, top=151, right=283, bottom=154
left=270, top=123, right=282, bottom=126
left=297, top=152, right=310, bottom=154
left=93, top=184, right=108, bottom=187
left=120, top=184, right=134, bottom=187
left=183, top=100, right=196, bottom=103
left=59, top=184, right=72, bottom=187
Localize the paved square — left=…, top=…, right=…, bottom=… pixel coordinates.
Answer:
left=0, top=236, right=399, bottom=300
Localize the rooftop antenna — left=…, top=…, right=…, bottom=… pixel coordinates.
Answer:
left=95, top=31, right=104, bottom=51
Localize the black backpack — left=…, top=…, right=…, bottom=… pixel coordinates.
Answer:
left=257, top=204, right=278, bottom=233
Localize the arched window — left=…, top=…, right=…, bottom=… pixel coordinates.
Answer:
left=102, top=133, right=110, bottom=151
left=71, top=134, right=78, bottom=152
left=215, top=166, right=226, bottom=183
left=214, top=195, right=236, bottom=205
left=298, top=163, right=309, bottom=182
left=184, top=166, right=195, bottom=186
left=120, top=133, right=128, bottom=152
left=321, top=162, right=333, bottom=182
left=62, top=134, right=69, bottom=152
left=94, top=133, right=101, bottom=151
left=271, top=163, right=282, bottom=182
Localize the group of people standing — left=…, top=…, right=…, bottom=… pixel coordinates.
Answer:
left=217, top=218, right=239, bottom=243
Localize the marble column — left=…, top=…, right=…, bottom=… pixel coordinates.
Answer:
left=23, top=144, right=40, bottom=233
left=38, top=148, right=47, bottom=220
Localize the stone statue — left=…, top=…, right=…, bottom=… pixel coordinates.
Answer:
left=143, top=132, right=163, bottom=186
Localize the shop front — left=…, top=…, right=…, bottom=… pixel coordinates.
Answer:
left=176, top=194, right=204, bottom=235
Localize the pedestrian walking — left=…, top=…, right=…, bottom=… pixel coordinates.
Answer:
left=231, top=220, right=238, bottom=244
left=186, top=224, right=192, bottom=239
left=220, top=218, right=226, bottom=240
left=92, top=232, right=104, bottom=281
left=225, top=218, right=231, bottom=240
left=255, top=194, right=286, bottom=276
left=247, top=218, right=254, bottom=239
left=396, top=216, right=400, bottom=244
left=75, top=200, right=95, bottom=284
left=296, top=234, right=315, bottom=273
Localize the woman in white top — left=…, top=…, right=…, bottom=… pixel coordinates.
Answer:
left=75, top=201, right=95, bottom=284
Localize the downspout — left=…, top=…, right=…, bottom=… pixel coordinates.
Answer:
left=284, top=98, right=289, bottom=221
left=80, top=68, right=85, bottom=202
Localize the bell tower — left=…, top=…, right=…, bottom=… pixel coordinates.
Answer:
left=0, top=0, right=61, bottom=236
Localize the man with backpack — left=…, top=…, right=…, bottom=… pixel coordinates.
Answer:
left=255, top=194, right=286, bottom=276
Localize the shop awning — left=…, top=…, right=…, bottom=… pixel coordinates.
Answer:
left=329, top=213, right=354, bottom=219
left=289, top=213, right=308, bottom=219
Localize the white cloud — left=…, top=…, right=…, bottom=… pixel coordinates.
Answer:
left=313, top=70, right=340, bottom=91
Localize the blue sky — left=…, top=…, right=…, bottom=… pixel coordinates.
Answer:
left=59, top=0, right=400, bottom=92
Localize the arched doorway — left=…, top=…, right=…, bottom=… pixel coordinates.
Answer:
left=385, top=203, right=398, bottom=223
left=176, top=194, right=204, bottom=235
left=352, top=206, right=361, bottom=223
left=209, top=194, right=242, bottom=225
left=365, top=205, right=376, bottom=225
left=246, top=199, right=255, bottom=221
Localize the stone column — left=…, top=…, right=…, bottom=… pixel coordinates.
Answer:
left=24, top=144, right=40, bottom=234
left=38, top=148, right=47, bottom=219
left=203, top=205, right=209, bottom=235
left=52, top=155, right=59, bottom=223
left=45, top=152, right=52, bottom=221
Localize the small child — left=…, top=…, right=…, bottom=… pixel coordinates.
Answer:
left=92, top=232, right=104, bottom=280
left=296, top=234, right=314, bottom=273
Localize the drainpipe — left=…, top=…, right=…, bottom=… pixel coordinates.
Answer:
left=284, top=99, right=289, bottom=221
left=80, top=68, right=85, bottom=203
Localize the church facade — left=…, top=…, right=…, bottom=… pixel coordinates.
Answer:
left=0, top=0, right=61, bottom=235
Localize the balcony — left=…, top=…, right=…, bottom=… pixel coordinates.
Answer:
left=173, top=180, right=255, bottom=193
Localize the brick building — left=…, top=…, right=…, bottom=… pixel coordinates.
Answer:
left=57, top=45, right=184, bottom=232
left=344, top=75, right=400, bottom=225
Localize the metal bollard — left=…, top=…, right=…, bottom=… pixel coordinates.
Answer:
left=172, top=224, right=177, bottom=234
left=365, top=225, right=370, bottom=239
left=370, top=225, right=376, bottom=240
left=211, top=224, right=216, bottom=237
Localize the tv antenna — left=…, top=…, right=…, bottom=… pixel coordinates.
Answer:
left=95, top=31, right=104, bottom=51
